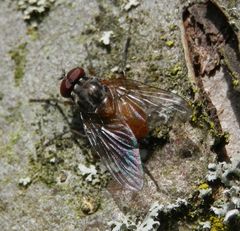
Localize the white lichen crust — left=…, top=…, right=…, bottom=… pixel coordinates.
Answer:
left=108, top=198, right=187, bottom=231
left=207, top=158, right=240, bottom=225
left=17, top=0, right=55, bottom=26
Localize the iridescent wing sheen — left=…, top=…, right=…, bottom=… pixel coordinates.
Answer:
left=81, top=113, right=144, bottom=191
left=104, top=78, right=191, bottom=124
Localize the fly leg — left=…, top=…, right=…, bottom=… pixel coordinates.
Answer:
left=119, top=36, right=131, bottom=75
left=29, top=98, right=87, bottom=149
left=29, top=98, right=74, bottom=128
left=139, top=143, right=160, bottom=192
left=142, top=164, right=161, bottom=192
left=139, top=138, right=165, bottom=192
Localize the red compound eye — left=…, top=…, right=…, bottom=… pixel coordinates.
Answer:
left=60, top=67, right=85, bottom=98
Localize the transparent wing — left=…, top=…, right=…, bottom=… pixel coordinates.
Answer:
left=81, top=113, right=144, bottom=191
left=104, top=78, right=191, bottom=124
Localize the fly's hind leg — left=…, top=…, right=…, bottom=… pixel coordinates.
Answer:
left=142, top=164, right=161, bottom=192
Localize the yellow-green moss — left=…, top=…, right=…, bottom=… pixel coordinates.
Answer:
left=9, top=43, right=27, bottom=86
left=210, top=216, right=227, bottom=231
left=168, top=24, right=177, bottom=31
left=190, top=99, right=224, bottom=139
left=198, top=183, right=209, bottom=190
left=232, top=78, right=239, bottom=87
left=170, top=64, right=182, bottom=76
left=4, top=104, right=22, bottom=123
left=165, top=40, right=175, bottom=48
left=27, top=148, right=66, bottom=187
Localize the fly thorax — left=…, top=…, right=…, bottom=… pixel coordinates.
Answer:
left=73, top=78, right=107, bottom=113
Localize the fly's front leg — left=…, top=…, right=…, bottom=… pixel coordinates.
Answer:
left=119, top=36, right=131, bottom=75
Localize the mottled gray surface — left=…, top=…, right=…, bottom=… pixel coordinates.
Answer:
left=0, top=0, right=239, bottom=230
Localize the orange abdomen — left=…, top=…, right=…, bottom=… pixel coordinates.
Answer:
left=97, top=82, right=148, bottom=140
left=118, top=98, right=148, bottom=140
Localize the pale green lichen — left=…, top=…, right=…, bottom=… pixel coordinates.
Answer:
left=19, top=177, right=32, bottom=187
left=206, top=158, right=240, bottom=228
left=123, top=0, right=140, bottom=11
left=207, top=158, right=240, bottom=186
left=77, top=162, right=109, bottom=186
left=108, top=202, right=162, bottom=231
left=198, top=220, right=211, bottom=230
left=27, top=27, right=40, bottom=40
left=99, top=31, right=114, bottom=46
left=0, top=130, right=21, bottom=164
left=197, top=183, right=212, bottom=199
